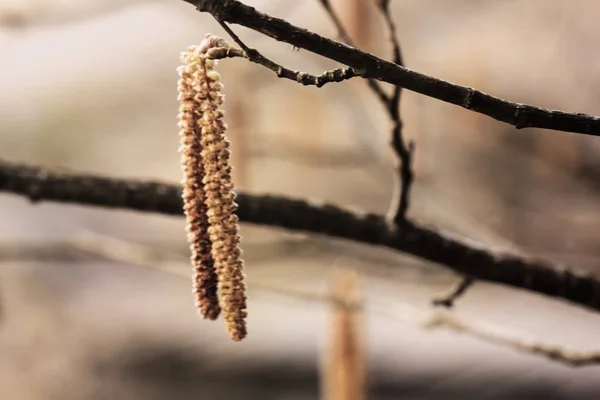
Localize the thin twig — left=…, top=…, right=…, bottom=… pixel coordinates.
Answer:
left=1, top=159, right=600, bottom=313
left=184, top=0, right=600, bottom=137
left=432, top=277, right=475, bottom=308
left=5, top=234, right=597, bottom=367
left=423, top=313, right=600, bottom=367
left=213, top=19, right=360, bottom=87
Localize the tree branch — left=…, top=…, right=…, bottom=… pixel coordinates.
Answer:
left=184, top=0, right=600, bottom=137
left=1, top=159, right=600, bottom=314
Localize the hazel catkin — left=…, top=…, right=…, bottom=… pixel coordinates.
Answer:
left=177, top=36, right=248, bottom=341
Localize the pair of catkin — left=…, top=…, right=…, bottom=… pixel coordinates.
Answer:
left=177, top=35, right=247, bottom=342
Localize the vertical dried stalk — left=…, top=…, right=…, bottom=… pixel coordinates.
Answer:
left=321, top=269, right=366, bottom=400
left=177, top=36, right=248, bottom=341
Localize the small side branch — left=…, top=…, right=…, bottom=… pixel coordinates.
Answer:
left=432, top=277, right=475, bottom=308
left=1, top=159, right=600, bottom=314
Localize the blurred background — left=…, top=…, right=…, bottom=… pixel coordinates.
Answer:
left=1, top=0, right=600, bottom=398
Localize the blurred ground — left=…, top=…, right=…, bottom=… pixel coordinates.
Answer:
left=1, top=0, right=600, bottom=399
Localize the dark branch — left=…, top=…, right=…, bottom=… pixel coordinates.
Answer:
left=184, top=0, right=600, bottom=137
left=1, top=159, right=600, bottom=314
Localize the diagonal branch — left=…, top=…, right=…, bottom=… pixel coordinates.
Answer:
left=1, top=159, right=600, bottom=314
left=183, top=0, right=600, bottom=137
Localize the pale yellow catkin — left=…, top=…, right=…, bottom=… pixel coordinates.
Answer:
left=178, top=36, right=248, bottom=341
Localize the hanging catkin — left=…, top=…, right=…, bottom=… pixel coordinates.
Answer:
left=177, top=36, right=247, bottom=341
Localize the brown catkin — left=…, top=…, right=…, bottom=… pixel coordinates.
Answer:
left=178, top=37, right=248, bottom=341
left=177, top=46, right=221, bottom=321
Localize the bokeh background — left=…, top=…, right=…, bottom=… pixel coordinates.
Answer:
left=1, top=0, right=600, bottom=398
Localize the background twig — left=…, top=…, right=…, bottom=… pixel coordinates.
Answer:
left=374, top=0, right=413, bottom=223
left=10, top=231, right=596, bottom=368
left=422, top=312, right=600, bottom=367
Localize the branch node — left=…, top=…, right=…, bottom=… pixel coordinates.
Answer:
left=463, top=88, right=475, bottom=109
